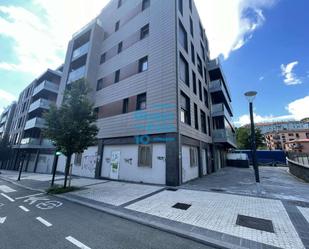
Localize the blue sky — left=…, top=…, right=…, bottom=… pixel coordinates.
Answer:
left=0, top=0, right=308, bottom=126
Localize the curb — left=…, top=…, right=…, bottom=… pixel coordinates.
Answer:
left=0, top=176, right=245, bottom=249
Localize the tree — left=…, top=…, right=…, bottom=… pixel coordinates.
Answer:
left=43, top=79, right=98, bottom=188
left=0, top=135, right=11, bottom=169
left=236, top=127, right=265, bottom=150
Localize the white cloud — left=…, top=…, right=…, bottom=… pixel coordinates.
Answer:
left=195, top=0, right=277, bottom=59
left=286, top=95, right=309, bottom=120
left=259, top=76, right=264, bottom=81
left=280, top=61, right=302, bottom=85
left=0, top=89, right=16, bottom=112
left=235, top=95, right=309, bottom=126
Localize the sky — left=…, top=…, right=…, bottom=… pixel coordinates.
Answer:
left=0, top=0, right=308, bottom=126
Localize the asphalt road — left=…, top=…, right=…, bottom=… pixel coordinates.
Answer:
left=0, top=179, right=215, bottom=249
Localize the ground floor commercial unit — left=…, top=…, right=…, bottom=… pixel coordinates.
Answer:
left=55, top=133, right=229, bottom=186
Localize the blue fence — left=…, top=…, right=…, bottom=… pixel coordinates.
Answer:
left=234, top=150, right=286, bottom=165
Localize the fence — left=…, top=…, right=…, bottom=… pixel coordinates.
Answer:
left=286, top=152, right=309, bottom=166
left=233, top=150, right=286, bottom=166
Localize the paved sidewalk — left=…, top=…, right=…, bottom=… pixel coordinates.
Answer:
left=1, top=170, right=308, bottom=249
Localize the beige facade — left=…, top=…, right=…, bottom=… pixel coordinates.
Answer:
left=285, top=139, right=309, bottom=154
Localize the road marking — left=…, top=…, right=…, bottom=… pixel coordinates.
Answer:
left=0, top=217, right=7, bottom=224
left=1, top=193, right=15, bottom=202
left=36, top=217, right=52, bottom=227
left=19, top=205, right=30, bottom=212
left=0, top=185, right=16, bottom=193
left=15, top=193, right=43, bottom=200
left=65, top=236, right=91, bottom=249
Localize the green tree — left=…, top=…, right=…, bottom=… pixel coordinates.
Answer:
left=43, top=79, right=98, bottom=188
left=236, top=127, right=265, bottom=150
left=0, top=135, right=11, bottom=169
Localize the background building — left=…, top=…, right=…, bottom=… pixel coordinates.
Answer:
left=250, top=120, right=309, bottom=134
left=55, top=0, right=236, bottom=186
left=285, top=139, right=309, bottom=154
left=0, top=103, right=16, bottom=139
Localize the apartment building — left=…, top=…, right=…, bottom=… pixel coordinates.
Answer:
left=249, top=120, right=309, bottom=134
left=5, top=68, right=62, bottom=173
left=265, top=129, right=309, bottom=151
left=285, top=139, right=309, bottom=154
left=55, top=0, right=236, bottom=186
left=0, top=103, right=16, bottom=139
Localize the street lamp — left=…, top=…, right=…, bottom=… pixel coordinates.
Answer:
left=244, top=91, right=260, bottom=183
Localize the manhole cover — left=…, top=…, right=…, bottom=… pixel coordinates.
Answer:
left=166, top=188, right=178, bottom=192
left=172, top=203, right=191, bottom=210
left=236, top=214, right=274, bottom=233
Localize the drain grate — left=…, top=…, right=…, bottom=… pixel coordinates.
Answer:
left=210, top=188, right=226, bottom=192
left=236, top=214, right=275, bottom=233
left=166, top=188, right=178, bottom=192
left=172, top=203, right=191, bottom=210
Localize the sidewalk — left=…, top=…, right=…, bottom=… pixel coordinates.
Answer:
left=1, top=170, right=308, bottom=249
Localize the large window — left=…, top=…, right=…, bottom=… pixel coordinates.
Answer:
left=115, top=21, right=120, bottom=32
left=136, top=93, right=147, bottom=110
left=140, top=24, right=149, bottom=40
left=118, top=42, right=123, bottom=54
left=189, top=0, right=192, bottom=12
left=178, top=0, right=183, bottom=15
left=178, top=20, right=188, bottom=52
left=208, top=116, right=211, bottom=136
left=201, top=42, right=206, bottom=61
left=198, top=80, right=203, bottom=101
left=190, top=17, right=194, bottom=37
left=197, top=54, right=203, bottom=77
left=138, top=145, right=152, bottom=167
left=123, top=98, right=129, bottom=114
left=201, top=110, right=207, bottom=134
left=117, top=0, right=122, bottom=8
left=192, top=71, right=197, bottom=94
left=142, top=0, right=150, bottom=11
left=204, top=88, right=209, bottom=108
left=194, top=103, right=199, bottom=130
left=179, top=53, right=189, bottom=86
left=114, top=70, right=120, bottom=83
left=100, top=53, right=106, bottom=64
left=139, top=56, right=148, bottom=72
left=180, top=92, right=191, bottom=125
left=97, top=78, right=103, bottom=91
left=191, top=43, right=195, bottom=64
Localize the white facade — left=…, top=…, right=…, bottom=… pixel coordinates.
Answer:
left=181, top=145, right=199, bottom=183
left=101, top=144, right=166, bottom=185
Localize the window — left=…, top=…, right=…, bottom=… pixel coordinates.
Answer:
left=178, top=20, right=188, bottom=51
left=189, top=0, right=192, bottom=12
left=74, top=153, right=82, bottom=166
left=140, top=24, right=149, bottom=39
left=198, top=80, right=203, bottom=101
left=139, top=56, right=148, bottom=72
left=115, top=70, right=120, bottom=83
left=97, top=78, right=103, bottom=91
left=194, top=104, right=199, bottom=130
left=191, top=43, right=195, bottom=64
left=192, top=71, right=197, bottom=94
left=199, top=22, right=203, bottom=39
left=138, top=145, right=152, bottom=167
left=123, top=98, right=129, bottom=113
left=136, top=93, right=147, bottom=110
left=190, top=147, right=198, bottom=167
left=118, top=42, right=123, bottom=54
left=201, top=42, right=206, bottom=61
left=178, top=0, right=183, bottom=15
left=201, top=110, right=206, bottom=134
left=142, top=0, right=150, bottom=11
left=117, top=0, right=122, bottom=8
left=204, top=67, right=207, bottom=84
left=180, top=92, right=191, bottom=125
left=306, top=133, right=309, bottom=139
left=207, top=116, right=211, bottom=136
left=190, top=17, right=194, bottom=37
left=100, top=53, right=106, bottom=64
left=204, top=88, right=209, bottom=108
left=179, top=53, right=189, bottom=86
left=197, top=54, right=203, bottom=77
left=296, top=133, right=299, bottom=138
left=288, top=133, right=294, bottom=136
left=115, top=21, right=120, bottom=32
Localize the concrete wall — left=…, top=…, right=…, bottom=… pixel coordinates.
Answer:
left=101, top=143, right=166, bottom=184
left=181, top=145, right=199, bottom=183
left=35, top=154, right=54, bottom=174
left=287, top=158, right=309, bottom=183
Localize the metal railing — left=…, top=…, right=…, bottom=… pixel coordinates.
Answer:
left=68, top=66, right=86, bottom=83
left=72, top=42, right=90, bottom=60
left=33, top=81, right=59, bottom=96
left=287, top=152, right=309, bottom=166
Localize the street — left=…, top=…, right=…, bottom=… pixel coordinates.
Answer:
left=0, top=179, right=215, bottom=249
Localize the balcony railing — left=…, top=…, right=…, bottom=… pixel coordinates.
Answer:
left=68, top=66, right=86, bottom=83
left=72, top=42, right=90, bottom=60
left=20, top=138, right=53, bottom=148
left=213, top=129, right=237, bottom=148
left=33, top=81, right=59, bottom=96
left=209, top=79, right=233, bottom=113
left=28, top=99, right=53, bottom=113
left=24, top=117, right=46, bottom=130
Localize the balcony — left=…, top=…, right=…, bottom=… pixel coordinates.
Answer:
left=68, top=66, right=86, bottom=83
left=33, top=81, right=59, bottom=97
left=24, top=117, right=46, bottom=130
left=211, top=103, right=234, bottom=124
left=20, top=138, right=53, bottom=149
left=28, top=99, right=53, bottom=113
left=209, top=79, right=233, bottom=115
left=213, top=129, right=237, bottom=148
left=72, top=42, right=90, bottom=60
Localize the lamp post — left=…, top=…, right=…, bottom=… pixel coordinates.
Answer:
left=244, top=91, right=260, bottom=183
left=51, top=151, right=62, bottom=187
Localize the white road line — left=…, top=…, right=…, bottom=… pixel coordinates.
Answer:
left=19, top=206, right=30, bottom=212
left=65, top=236, right=91, bottom=249
left=15, top=193, right=43, bottom=200
left=1, top=193, right=15, bottom=202
left=36, top=217, right=52, bottom=227
left=0, top=185, right=16, bottom=193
